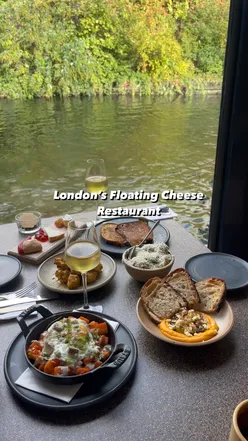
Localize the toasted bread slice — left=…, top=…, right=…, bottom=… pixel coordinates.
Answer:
left=100, top=223, right=126, bottom=246
left=195, top=278, right=226, bottom=313
left=116, top=220, right=153, bottom=247
left=140, top=277, right=163, bottom=304
left=165, top=268, right=199, bottom=306
left=141, top=280, right=188, bottom=323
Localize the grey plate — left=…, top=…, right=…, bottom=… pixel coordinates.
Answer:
left=95, top=217, right=170, bottom=256
left=185, top=252, right=248, bottom=290
left=38, top=252, right=117, bottom=294
left=0, top=254, right=22, bottom=288
left=4, top=311, right=138, bottom=411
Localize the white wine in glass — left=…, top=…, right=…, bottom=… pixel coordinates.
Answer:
left=85, top=159, right=108, bottom=222
left=64, top=219, right=103, bottom=312
left=85, top=175, right=108, bottom=194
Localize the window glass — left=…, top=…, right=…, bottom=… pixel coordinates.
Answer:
left=0, top=0, right=230, bottom=244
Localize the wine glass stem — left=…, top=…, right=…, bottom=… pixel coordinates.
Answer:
left=81, top=273, right=89, bottom=309
left=95, top=199, right=99, bottom=223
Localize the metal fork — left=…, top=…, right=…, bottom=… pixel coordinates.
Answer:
left=0, top=281, right=37, bottom=301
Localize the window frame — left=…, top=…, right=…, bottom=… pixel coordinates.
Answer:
left=208, top=0, right=248, bottom=261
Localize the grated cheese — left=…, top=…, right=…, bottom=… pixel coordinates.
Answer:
left=130, top=243, right=172, bottom=269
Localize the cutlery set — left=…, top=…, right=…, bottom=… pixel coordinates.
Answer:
left=0, top=282, right=38, bottom=316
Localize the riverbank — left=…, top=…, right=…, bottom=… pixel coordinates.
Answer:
left=0, top=79, right=222, bottom=100
left=110, top=79, right=222, bottom=97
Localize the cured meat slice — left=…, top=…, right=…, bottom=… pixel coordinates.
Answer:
left=116, top=221, right=153, bottom=246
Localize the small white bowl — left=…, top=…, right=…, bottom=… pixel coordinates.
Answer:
left=122, top=247, right=174, bottom=282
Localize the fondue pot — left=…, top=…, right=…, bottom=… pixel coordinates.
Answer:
left=17, top=304, right=131, bottom=385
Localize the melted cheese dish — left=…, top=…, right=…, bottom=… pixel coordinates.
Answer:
left=158, top=308, right=219, bottom=343
left=27, top=316, right=111, bottom=376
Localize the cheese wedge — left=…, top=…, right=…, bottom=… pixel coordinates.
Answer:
left=44, top=227, right=65, bottom=242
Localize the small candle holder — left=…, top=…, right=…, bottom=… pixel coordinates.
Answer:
left=15, top=211, right=41, bottom=235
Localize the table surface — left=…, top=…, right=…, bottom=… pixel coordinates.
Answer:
left=0, top=214, right=247, bottom=441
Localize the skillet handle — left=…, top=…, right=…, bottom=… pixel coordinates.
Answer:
left=16, top=304, right=53, bottom=338
left=102, top=344, right=131, bottom=370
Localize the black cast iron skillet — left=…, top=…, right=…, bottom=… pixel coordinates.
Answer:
left=17, top=304, right=131, bottom=385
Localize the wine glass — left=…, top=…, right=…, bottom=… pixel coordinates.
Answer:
left=85, top=159, right=108, bottom=223
left=64, top=219, right=103, bottom=312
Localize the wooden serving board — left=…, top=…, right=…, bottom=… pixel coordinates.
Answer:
left=8, top=225, right=66, bottom=265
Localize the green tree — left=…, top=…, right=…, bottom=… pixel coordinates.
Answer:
left=0, top=0, right=230, bottom=98
left=180, top=0, right=229, bottom=75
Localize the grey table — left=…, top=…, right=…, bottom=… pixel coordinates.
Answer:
left=0, top=214, right=247, bottom=441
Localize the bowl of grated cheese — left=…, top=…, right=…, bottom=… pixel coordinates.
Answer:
left=122, top=243, right=174, bottom=282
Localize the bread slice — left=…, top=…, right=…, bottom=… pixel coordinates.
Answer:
left=100, top=223, right=126, bottom=246
left=140, top=277, right=163, bottom=304
left=141, top=280, right=188, bottom=323
left=165, top=268, right=199, bottom=306
left=195, top=278, right=226, bottom=313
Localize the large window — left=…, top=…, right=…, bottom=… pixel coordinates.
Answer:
left=0, top=0, right=235, bottom=247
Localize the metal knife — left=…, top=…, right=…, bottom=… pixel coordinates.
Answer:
left=0, top=307, right=37, bottom=321
left=0, top=297, right=41, bottom=308
left=0, top=292, right=60, bottom=308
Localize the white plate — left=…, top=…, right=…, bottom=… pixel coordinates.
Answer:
left=136, top=298, right=234, bottom=347
left=38, top=252, right=117, bottom=294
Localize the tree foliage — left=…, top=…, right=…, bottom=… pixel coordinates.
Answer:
left=0, top=0, right=230, bottom=98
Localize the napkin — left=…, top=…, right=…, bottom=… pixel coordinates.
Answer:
left=142, top=205, right=177, bottom=221
left=0, top=303, right=37, bottom=321
left=15, top=368, right=82, bottom=403
left=15, top=318, right=119, bottom=403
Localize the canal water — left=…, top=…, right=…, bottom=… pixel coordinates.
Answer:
left=0, top=94, right=220, bottom=243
